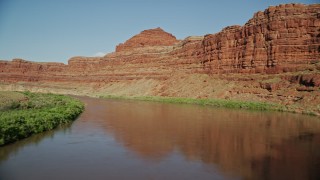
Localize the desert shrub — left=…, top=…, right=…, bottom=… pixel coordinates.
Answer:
left=0, top=92, right=84, bottom=146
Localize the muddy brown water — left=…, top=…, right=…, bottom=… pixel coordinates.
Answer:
left=1, top=96, right=320, bottom=180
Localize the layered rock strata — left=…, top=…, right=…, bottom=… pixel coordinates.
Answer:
left=1, top=4, right=319, bottom=80
left=116, top=27, right=179, bottom=52
left=201, top=3, right=320, bottom=74
left=0, top=3, right=319, bottom=115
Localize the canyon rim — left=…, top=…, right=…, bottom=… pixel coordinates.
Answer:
left=0, top=3, right=319, bottom=115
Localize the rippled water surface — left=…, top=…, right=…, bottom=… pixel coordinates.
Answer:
left=1, top=96, right=320, bottom=180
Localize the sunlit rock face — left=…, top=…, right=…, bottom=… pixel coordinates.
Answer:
left=0, top=4, right=319, bottom=114
left=1, top=4, right=319, bottom=77
left=200, top=3, right=320, bottom=74
left=115, top=27, right=179, bottom=52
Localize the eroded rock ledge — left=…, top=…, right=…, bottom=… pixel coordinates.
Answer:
left=0, top=3, right=319, bottom=115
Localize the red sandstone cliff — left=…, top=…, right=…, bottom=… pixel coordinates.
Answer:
left=1, top=4, right=319, bottom=77
left=200, top=3, right=320, bottom=74
left=0, top=3, right=319, bottom=115
left=115, top=27, right=179, bottom=52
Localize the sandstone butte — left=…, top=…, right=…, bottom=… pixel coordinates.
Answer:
left=0, top=3, right=319, bottom=115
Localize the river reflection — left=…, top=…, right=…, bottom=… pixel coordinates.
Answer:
left=99, top=99, right=320, bottom=180
left=0, top=96, right=320, bottom=180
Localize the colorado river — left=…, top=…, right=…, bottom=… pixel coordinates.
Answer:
left=1, top=96, right=320, bottom=180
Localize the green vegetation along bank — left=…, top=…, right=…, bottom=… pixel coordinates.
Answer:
left=0, top=91, right=84, bottom=146
left=101, top=95, right=288, bottom=112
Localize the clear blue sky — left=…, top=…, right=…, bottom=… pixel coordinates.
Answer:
left=0, top=0, right=317, bottom=63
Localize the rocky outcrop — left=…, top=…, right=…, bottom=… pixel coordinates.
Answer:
left=286, top=74, right=320, bottom=87
left=200, top=3, right=320, bottom=74
left=115, top=27, right=179, bottom=52
left=68, top=56, right=101, bottom=71
left=171, top=36, right=204, bottom=61
left=0, top=3, right=319, bottom=115
left=0, top=59, right=67, bottom=82
left=2, top=4, right=318, bottom=78
left=0, top=59, right=66, bottom=73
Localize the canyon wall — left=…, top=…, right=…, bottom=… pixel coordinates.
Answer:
left=1, top=4, right=319, bottom=80
left=0, top=3, right=319, bottom=115
left=1, top=4, right=319, bottom=77
left=201, top=3, right=320, bottom=74
left=115, top=27, right=179, bottom=52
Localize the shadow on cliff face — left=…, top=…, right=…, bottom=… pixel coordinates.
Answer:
left=93, top=98, right=320, bottom=180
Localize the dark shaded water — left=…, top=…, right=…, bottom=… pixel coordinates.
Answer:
left=1, top=96, right=320, bottom=180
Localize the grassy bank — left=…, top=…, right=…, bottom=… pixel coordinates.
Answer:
left=0, top=91, right=84, bottom=146
left=100, top=95, right=286, bottom=112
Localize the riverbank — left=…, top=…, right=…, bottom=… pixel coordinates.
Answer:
left=100, top=95, right=320, bottom=116
left=100, top=95, right=293, bottom=113
left=1, top=80, right=319, bottom=117
left=2, top=92, right=320, bottom=180
left=1, top=71, right=319, bottom=117
left=0, top=91, right=84, bottom=146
